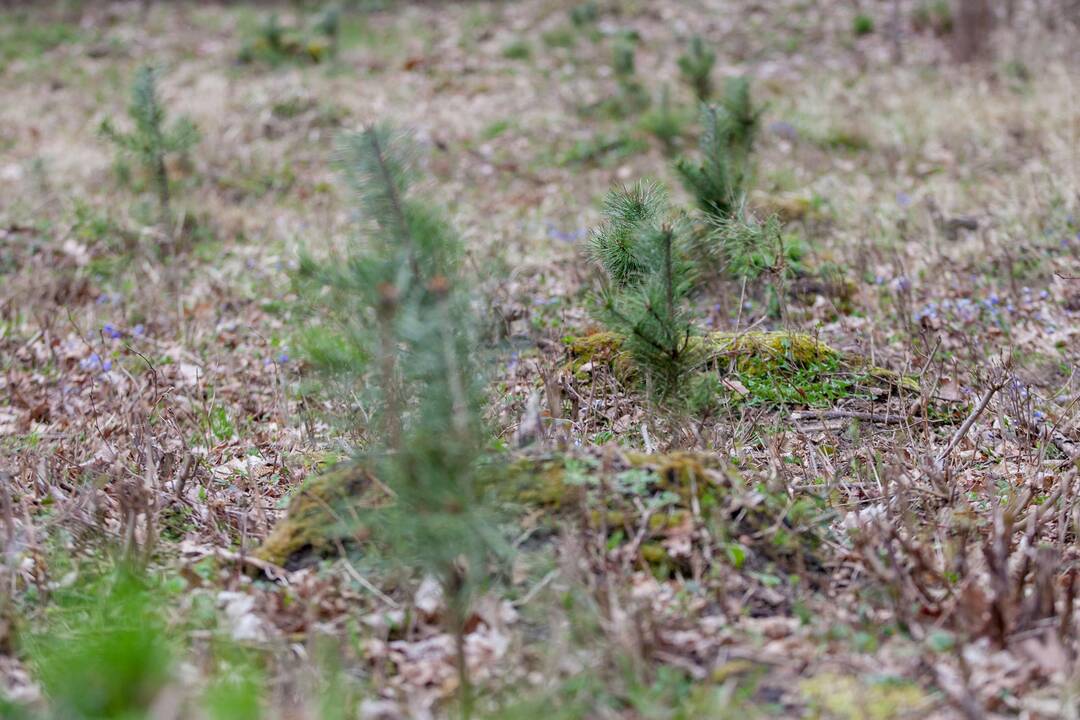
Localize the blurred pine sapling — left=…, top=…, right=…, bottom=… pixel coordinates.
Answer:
left=640, top=84, right=687, bottom=155
left=677, top=35, right=716, bottom=101
left=853, top=12, right=876, bottom=36
left=294, top=125, right=502, bottom=718
left=608, top=31, right=650, bottom=117
left=705, top=205, right=804, bottom=281
left=238, top=9, right=338, bottom=65
left=675, top=76, right=761, bottom=221
left=589, top=182, right=704, bottom=404
left=569, top=0, right=599, bottom=27
left=99, top=65, right=198, bottom=235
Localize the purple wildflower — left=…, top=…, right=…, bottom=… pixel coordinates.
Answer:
left=768, top=120, right=799, bottom=141
left=80, top=353, right=112, bottom=372
left=103, top=323, right=121, bottom=339
left=545, top=223, right=586, bottom=243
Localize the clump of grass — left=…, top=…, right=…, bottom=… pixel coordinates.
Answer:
left=0, top=20, right=79, bottom=72
left=23, top=567, right=173, bottom=719
left=912, top=0, right=954, bottom=35
left=560, top=131, right=648, bottom=166
left=99, top=65, right=199, bottom=238
left=852, top=12, right=875, bottom=36
left=502, top=38, right=532, bottom=60
left=677, top=35, right=716, bottom=101
left=542, top=26, right=577, bottom=49
left=237, top=10, right=338, bottom=65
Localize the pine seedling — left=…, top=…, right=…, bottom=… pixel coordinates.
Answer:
left=589, top=182, right=703, bottom=404
left=640, top=84, right=686, bottom=154
left=718, top=75, right=762, bottom=158
left=704, top=204, right=786, bottom=280
left=612, top=34, right=636, bottom=78
left=677, top=35, right=716, bottom=101
left=569, top=1, right=599, bottom=27
left=674, top=77, right=761, bottom=221
left=99, top=65, right=198, bottom=235
left=605, top=32, right=649, bottom=117
left=295, top=125, right=502, bottom=719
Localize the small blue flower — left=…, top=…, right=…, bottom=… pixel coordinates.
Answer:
left=545, top=223, right=586, bottom=243
left=278, top=353, right=289, bottom=364
left=103, top=323, right=121, bottom=339
left=80, top=353, right=112, bottom=372
left=1033, top=410, right=1045, bottom=423
left=895, top=191, right=912, bottom=209
left=874, top=275, right=885, bottom=285
left=768, top=120, right=798, bottom=141
left=892, top=277, right=911, bottom=293
left=133, top=324, right=145, bottom=336
left=1039, top=290, right=1049, bottom=300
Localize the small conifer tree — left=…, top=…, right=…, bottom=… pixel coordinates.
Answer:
left=569, top=1, right=599, bottom=27
left=99, top=65, right=198, bottom=235
left=608, top=31, right=649, bottom=116
left=589, top=183, right=703, bottom=404
left=295, top=125, right=501, bottom=719
left=640, top=84, right=686, bottom=155
left=677, top=36, right=716, bottom=101
left=717, top=75, right=761, bottom=157
left=706, top=205, right=787, bottom=280
left=674, top=77, right=761, bottom=221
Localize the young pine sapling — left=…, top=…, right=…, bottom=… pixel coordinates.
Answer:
left=100, top=65, right=198, bottom=237
left=640, top=84, right=686, bottom=155
left=605, top=30, right=649, bottom=117
left=295, top=125, right=502, bottom=719
left=589, top=183, right=704, bottom=405
left=674, top=76, right=761, bottom=222
left=677, top=35, right=716, bottom=101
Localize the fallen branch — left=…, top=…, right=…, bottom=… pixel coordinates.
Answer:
left=935, top=379, right=1008, bottom=467
left=791, top=409, right=909, bottom=425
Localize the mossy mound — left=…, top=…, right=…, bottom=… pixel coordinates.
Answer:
left=259, top=449, right=832, bottom=593
left=567, top=330, right=834, bottom=376
left=255, top=465, right=384, bottom=569
left=566, top=329, right=918, bottom=396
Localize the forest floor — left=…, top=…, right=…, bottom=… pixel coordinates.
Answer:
left=1, top=1, right=1079, bottom=718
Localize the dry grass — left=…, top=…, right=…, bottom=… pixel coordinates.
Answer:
left=1, top=1, right=1079, bottom=718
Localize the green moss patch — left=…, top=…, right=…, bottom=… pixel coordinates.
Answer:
left=566, top=329, right=918, bottom=407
